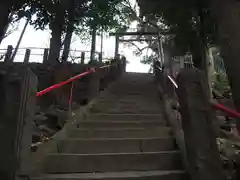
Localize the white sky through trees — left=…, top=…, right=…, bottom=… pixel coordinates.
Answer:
left=0, top=0, right=150, bottom=73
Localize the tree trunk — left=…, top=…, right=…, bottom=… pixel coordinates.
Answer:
left=212, top=0, right=240, bottom=131
left=48, top=7, right=64, bottom=64
left=62, top=0, right=75, bottom=62
left=61, top=26, right=73, bottom=63
left=48, top=25, right=62, bottom=64
left=90, top=26, right=97, bottom=62
left=0, top=3, right=11, bottom=44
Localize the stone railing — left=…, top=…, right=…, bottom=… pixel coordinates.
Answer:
left=0, top=57, right=126, bottom=179
left=155, top=67, right=226, bottom=180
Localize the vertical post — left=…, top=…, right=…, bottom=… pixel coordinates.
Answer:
left=23, top=49, right=31, bottom=64
left=54, top=65, right=73, bottom=109
left=4, top=45, right=13, bottom=63
left=81, top=52, right=85, bottom=64
left=43, top=48, right=49, bottom=64
left=176, top=68, right=224, bottom=180
left=0, top=68, right=37, bottom=179
left=98, top=53, right=102, bottom=63
left=87, top=69, right=100, bottom=100
left=114, top=35, right=119, bottom=59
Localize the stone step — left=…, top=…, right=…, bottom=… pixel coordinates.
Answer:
left=98, top=100, right=157, bottom=104
left=103, top=110, right=162, bottom=114
left=95, top=101, right=161, bottom=107
left=96, top=104, right=162, bottom=109
left=58, top=137, right=176, bottom=154
left=88, top=114, right=164, bottom=121
left=95, top=102, right=160, bottom=107
left=97, top=97, right=159, bottom=102
left=68, top=127, right=171, bottom=138
left=32, top=170, right=187, bottom=180
left=91, top=107, right=163, bottom=114
left=76, top=120, right=168, bottom=128
left=42, top=151, right=182, bottom=173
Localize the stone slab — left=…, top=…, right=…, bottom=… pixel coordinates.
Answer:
left=43, top=151, right=182, bottom=173
left=87, top=114, right=164, bottom=121
left=58, top=137, right=176, bottom=154
left=68, top=127, right=172, bottom=139
left=76, top=120, right=168, bottom=128
left=32, top=170, right=187, bottom=180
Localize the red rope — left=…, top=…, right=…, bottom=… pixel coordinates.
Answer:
left=36, top=68, right=95, bottom=97
left=211, top=101, right=240, bottom=119
left=167, top=75, right=240, bottom=119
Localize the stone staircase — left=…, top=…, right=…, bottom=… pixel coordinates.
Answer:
left=31, top=73, right=188, bottom=180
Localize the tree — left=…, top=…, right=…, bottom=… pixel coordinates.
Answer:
left=0, top=0, right=30, bottom=44
left=61, top=0, right=75, bottom=62
left=0, top=1, right=17, bottom=44
left=27, top=0, right=134, bottom=64
left=2, top=17, right=20, bottom=41
left=137, top=0, right=217, bottom=70
left=137, top=0, right=240, bottom=134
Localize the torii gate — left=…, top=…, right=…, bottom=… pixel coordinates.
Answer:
left=109, top=31, right=167, bottom=67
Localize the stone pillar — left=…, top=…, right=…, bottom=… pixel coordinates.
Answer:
left=0, top=67, right=37, bottom=179
left=176, top=68, right=224, bottom=180
left=87, top=68, right=100, bottom=100
left=54, top=64, right=73, bottom=109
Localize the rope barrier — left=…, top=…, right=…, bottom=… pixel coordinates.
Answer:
left=210, top=101, right=240, bottom=119
left=36, top=70, right=93, bottom=97
left=36, top=63, right=116, bottom=97
left=166, top=75, right=240, bottom=119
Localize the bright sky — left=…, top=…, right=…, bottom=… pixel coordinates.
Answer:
left=0, top=0, right=150, bottom=73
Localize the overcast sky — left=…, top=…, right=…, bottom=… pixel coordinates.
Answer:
left=0, top=0, right=150, bottom=72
